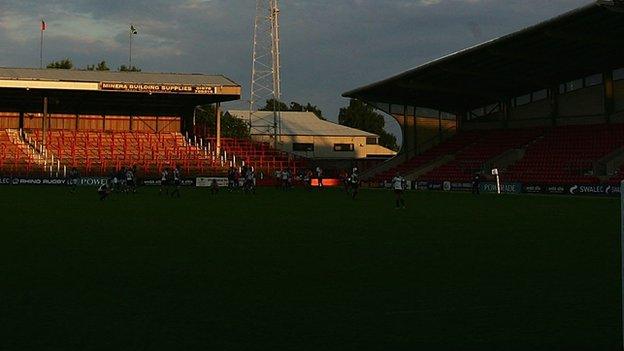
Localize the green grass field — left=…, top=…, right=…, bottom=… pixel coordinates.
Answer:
left=1, top=186, right=621, bottom=350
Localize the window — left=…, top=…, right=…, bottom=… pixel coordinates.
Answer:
left=293, top=143, right=314, bottom=152
left=532, top=89, right=548, bottom=101
left=565, top=79, right=583, bottom=92
left=515, top=94, right=531, bottom=106
left=614, top=68, right=624, bottom=81
left=584, top=74, right=603, bottom=87
left=333, top=143, right=354, bottom=152
left=366, top=137, right=378, bottom=145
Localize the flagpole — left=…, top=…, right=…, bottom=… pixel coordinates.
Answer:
left=40, top=22, right=44, bottom=69
left=129, top=28, right=132, bottom=67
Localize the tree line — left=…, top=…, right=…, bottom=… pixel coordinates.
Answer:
left=46, top=58, right=140, bottom=72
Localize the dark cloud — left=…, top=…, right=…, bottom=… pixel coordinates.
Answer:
left=0, top=0, right=592, bottom=140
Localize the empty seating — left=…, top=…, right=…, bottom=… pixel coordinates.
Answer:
left=28, top=130, right=223, bottom=176
left=210, top=137, right=308, bottom=174
left=372, top=131, right=481, bottom=182
left=0, top=129, right=42, bottom=175
left=506, top=124, right=624, bottom=184
left=422, top=128, right=544, bottom=182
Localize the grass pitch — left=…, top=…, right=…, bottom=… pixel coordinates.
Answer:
left=1, top=186, right=620, bottom=350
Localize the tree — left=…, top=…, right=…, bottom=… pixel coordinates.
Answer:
left=195, top=105, right=250, bottom=139
left=87, top=61, right=110, bottom=71
left=46, top=58, right=73, bottom=69
left=339, top=99, right=398, bottom=151
left=260, top=98, right=289, bottom=112
left=118, top=65, right=141, bottom=72
left=261, top=99, right=324, bottom=119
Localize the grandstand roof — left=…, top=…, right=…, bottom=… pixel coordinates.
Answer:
left=0, top=67, right=241, bottom=116
left=228, top=110, right=377, bottom=137
left=0, top=67, right=237, bottom=86
left=343, top=1, right=624, bottom=113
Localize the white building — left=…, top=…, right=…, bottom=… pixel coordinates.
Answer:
left=228, top=110, right=396, bottom=160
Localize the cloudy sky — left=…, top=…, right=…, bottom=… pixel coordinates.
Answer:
left=0, top=0, right=591, bottom=136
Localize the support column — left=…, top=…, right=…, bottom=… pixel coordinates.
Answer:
left=18, top=111, right=24, bottom=130
left=412, top=112, right=418, bottom=156
left=604, top=71, right=615, bottom=123
left=438, top=110, right=443, bottom=143
left=42, top=97, right=48, bottom=147
left=549, top=85, right=559, bottom=126
left=503, top=100, right=511, bottom=129
left=216, top=102, right=221, bottom=156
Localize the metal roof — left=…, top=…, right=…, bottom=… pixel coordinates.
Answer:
left=343, top=1, right=624, bottom=113
left=228, top=110, right=377, bottom=137
left=0, top=67, right=238, bottom=86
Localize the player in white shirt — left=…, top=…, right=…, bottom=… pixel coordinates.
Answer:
left=159, top=168, right=169, bottom=196
left=392, top=172, right=407, bottom=209
left=349, top=168, right=360, bottom=200
left=316, top=166, right=323, bottom=189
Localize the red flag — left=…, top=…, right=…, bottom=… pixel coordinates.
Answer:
left=41, top=20, right=46, bottom=31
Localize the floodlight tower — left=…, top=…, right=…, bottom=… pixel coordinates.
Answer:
left=249, top=0, right=282, bottom=148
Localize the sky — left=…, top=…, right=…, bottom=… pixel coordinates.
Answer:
left=0, top=0, right=591, bottom=140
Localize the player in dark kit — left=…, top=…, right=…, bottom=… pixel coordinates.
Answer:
left=472, top=173, right=481, bottom=195
left=97, top=182, right=111, bottom=201
left=69, top=167, right=79, bottom=193
left=170, top=165, right=181, bottom=198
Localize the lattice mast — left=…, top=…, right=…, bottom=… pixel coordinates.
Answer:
left=249, top=0, right=282, bottom=147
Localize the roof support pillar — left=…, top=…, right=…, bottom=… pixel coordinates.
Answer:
left=18, top=111, right=24, bottom=131
left=438, top=110, right=443, bottom=143
left=216, top=102, right=221, bottom=156
left=42, top=96, right=48, bottom=147
left=503, top=100, right=511, bottom=129
left=549, top=86, right=559, bottom=127
left=399, top=105, right=417, bottom=160
left=604, top=70, right=615, bottom=123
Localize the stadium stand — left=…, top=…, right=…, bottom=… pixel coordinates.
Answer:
left=26, top=130, right=222, bottom=176
left=0, top=129, right=41, bottom=175
left=207, top=137, right=307, bottom=174
left=421, top=128, right=544, bottom=182
left=505, top=124, right=624, bottom=185
left=368, top=123, right=624, bottom=185
left=371, top=131, right=480, bottom=182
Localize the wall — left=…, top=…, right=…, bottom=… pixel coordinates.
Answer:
left=558, top=85, right=604, bottom=116
left=9, top=113, right=180, bottom=133
left=464, top=84, right=609, bottom=130
left=0, top=112, right=19, bottom=129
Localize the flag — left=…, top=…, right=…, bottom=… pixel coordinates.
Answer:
left=41, top=20, right=46, bottom=31
left=130, top=25, right=138, bottom=35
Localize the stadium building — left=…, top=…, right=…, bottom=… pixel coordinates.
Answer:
left=228, top=109, right=397, bottom=161
left=343, top=1, right=624, bottom=195
left=0, top=68, right=308, bottom=179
